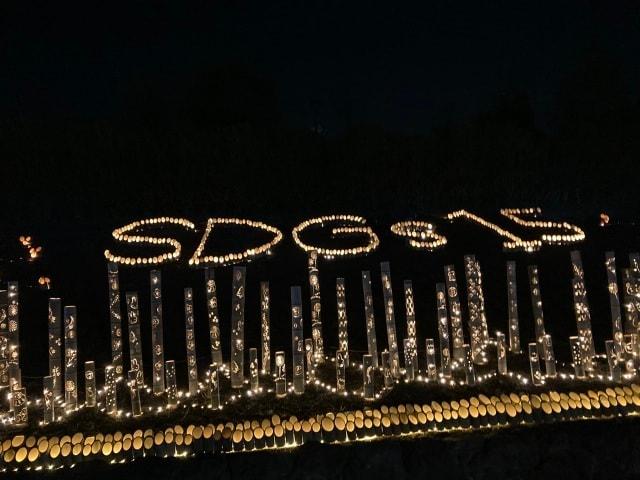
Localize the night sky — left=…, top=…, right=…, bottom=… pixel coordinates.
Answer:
left=2, top=1, right=638, bottom=133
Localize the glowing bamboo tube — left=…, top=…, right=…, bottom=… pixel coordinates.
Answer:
left=308, top=251, right=324, bottom=364
left=436, top=283, right=452, bottom=378
left=380, top=262, right=400, bottom=377
left=444, top=265, right=465, bottom=362
left=275, top=352, right=286, bottom=397
left=208, top=364, right=220, bottom=409
left=527, top=266, right=546, bottom=357
left=506, top=261, right=521, bottom=353
left=0, top=290, right=8, bottom=388
left=184, top=288, right=198, bottom=395
left=63, top=306, right=78, bottom=411
left=528, top=342, right=543, bottom=386
left=464, top=256, right=485, bottom=364
left=165, top=360, right=177, bottom=407
left=622, top=269, right=639, bottom=333
left=48, top=298, right=62, bottom=397
left=542, top=334, right=556, bottom=377
left=107, top=263, right=124, bottom=376
left=43, top=376, right=55, bottom=424
left=12, top=387, right=27, bottom=425
left=496, top=331, right=507, bottom=374
left=105, top=365, right=117, bottom=415
left=149, top=270, right=165, bottom=395
left=291, top=286, right=305, bottom=394
left=304, top=339, right=314, bottom=381
left=605, top=340, right=622, bottom=382
left=128, top=370, right=142, bottom=417
left=260, top=281, right=270, bottom=374
left=605, top=252, right=624, bottom=358
left=125, top=293, right=144, bottom=387
left=570, top=251, right=595, bottom=369
left=204, top=268, right=223, bottom=366
left=230, top=267, right=246, bottom=389
left=463, top=345, right=475, bottom=386
left=336, top=350, right=346, bottom=392
left=403, top=339, right=416, bottom=381
left=362, top=354, right=375, bottom=400
left=623, top=334, right=637, bottom=375
left=629, top=254, right=640, bottom=329
left=381, top=350, right=393, bottom=388
left=336, top=278, right=349, bottom=367
left=7, top=282, right=19, bottom=368
left=361, top=271, right=379, bottom=367
left=425, top=339, right=437, bottom=380
left=249, top=348, right=259, bottom=392
left=403, top=280, right=418, bottom=372
left=569, top=336, right=586, bottom=379
left=84, top=361, right=96, bottom=408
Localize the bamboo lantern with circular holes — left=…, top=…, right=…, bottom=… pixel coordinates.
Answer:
left=254, top=427, right=265, bottom=450
left=274, top=424, right=285, bottom=448
left=264, top=426, right=274, bottom=448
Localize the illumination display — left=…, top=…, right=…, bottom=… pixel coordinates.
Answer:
left=308, top=251, right=324, bottom=364
left=463, top=345, right=476, bottom=386
left=204, top=268, right=223, bottom=365
left=291, top=287, right=305, bottom=394
left=390, top=220, right=447, bottom=250
left=208, top=364, right=220, bottom=409
left=184, top=288, right=198, bottom=395
left=380, top=262, right=400, bottom=377
left=425, top=339, right=437, bottom=380
left=361, top=271, right=379, bottom=367
left=7, top=282, right=19, bottom=368
left=436, top=283, right=452, bottom=378
left=275, top=352, right=286, bottom=397
left=63, top=306, right=78, bottom=411
left=105, top=365, right=117, bottom=415
left=605, top=340, right=622, bottom=382
left=0, top=290, right=8, bottom=388
left=125, top=293, right=144, bottom=387
left=570, top=251, right=595, bottom=370
left=403, top=280, right=417, bottom=372
left=336, top=350, right=346, bottom=392
left=506, top=261, right=521, bottom=353
left=84, top=361, right=96, bottom=408
left=381, top=350, right=393, bottom=388
left=104, top=217, right=196, bottom=266
left=304, top=338, right=314, bottom=381
left=165, top=360, right=177, bottom=407
left=43, top=375, right=55, bottom=424
left=128, top=370, right=142, bottom=417
left=404, top=339, right=416, bottom=381
left=464, top=256, right=486, bottom=364
left=569, top=336, right=586, bottom=379
left=444, top=265, right=465, bottom=362
left=12, top=387, right=27, bottom=425
left=230, top=267, right=246, bottom=389
left=336, top=278, right=349, bottom=367
left=48, top=298, right=62, bottom=397
left=150, top=270, right=165, bottom=395
left=622, top=269, right=639, bottom=333
left=260, top=281, right=271, bottom=374
left=292, top=214, right=379, bottom=258
left=542, top=334, right=557, bottom=377
left=605, top=252, right=624, bottom=358
left=528, top=343, right=543, bottom=386
left=500, top=208, right=586, bottom=246
left=496, top=331, right=507, bottom=374
left=362, top=354, right=375, bottom=400
left=188, top=217, right=283, bottom=266
left=527, top=266, right=546, bottom=356
left=107, top=262, right=123, bottom=375
left=249, top=348, right=259, bottom=392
